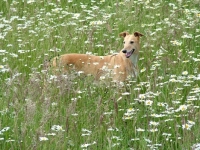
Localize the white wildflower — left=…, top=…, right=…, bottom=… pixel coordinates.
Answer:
left=182, top=123, right=192, bottom=130
left=136, top=128, right=145, bottom=132
left=1, top=127, right=10, bottom=132
left=145, top=100, right=153, bottom=106
left=51, top=125, right=65, bottom=131
left=177, top=105, right=187, bottom=111
left=121, top=92, right=130, bottom=96
left=149, top=121, right=159, bottom=126
left=140, top=67, right=146, bottom=73
left=139, top=94, right=146, bottom=99
left=39, top=137, right=49, bottom=141
left=182, top=71, right=188, bottom=76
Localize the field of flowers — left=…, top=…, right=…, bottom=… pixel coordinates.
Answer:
left=0, top=0, right=200, bottom=149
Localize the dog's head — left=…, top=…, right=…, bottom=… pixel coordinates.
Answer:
left=119, top=31, right=143, bottom=58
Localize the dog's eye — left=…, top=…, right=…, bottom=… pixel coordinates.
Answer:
left=123, top=41, right=125, bottom=44
left=130, top=41, right=134, bottom=44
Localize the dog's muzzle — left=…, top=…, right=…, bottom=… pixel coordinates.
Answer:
left=122, top=49, right=135, bottom=58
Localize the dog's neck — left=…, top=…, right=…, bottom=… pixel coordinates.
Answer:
left=130, top=54, right=138, bottom=67
left=129, top=53, right=138, bottom=77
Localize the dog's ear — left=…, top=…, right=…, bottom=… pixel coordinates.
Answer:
left=134, top=32, right=144, bottom=37
left=119, top=32, right=129, bottom=38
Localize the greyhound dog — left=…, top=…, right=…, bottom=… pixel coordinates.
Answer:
left=51, top=31, right=143, bottom=82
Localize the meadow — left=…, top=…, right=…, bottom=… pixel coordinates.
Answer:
left=0, top=0, right=200, bottom=149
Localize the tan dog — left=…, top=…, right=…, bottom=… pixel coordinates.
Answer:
left=51, top=31, right=143, bottom=82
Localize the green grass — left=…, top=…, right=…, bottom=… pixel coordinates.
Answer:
left=0, top=0, right=200, bottom=149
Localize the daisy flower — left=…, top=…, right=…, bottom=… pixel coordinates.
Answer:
left=145, top=100, right=153, bottom=106
left=39, top=137, right=49, bottom=141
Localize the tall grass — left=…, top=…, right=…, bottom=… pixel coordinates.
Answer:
left=0, top=0, right=200, bottom=149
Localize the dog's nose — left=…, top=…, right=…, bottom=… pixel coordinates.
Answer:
left=122, top=50, right=127, bottom=53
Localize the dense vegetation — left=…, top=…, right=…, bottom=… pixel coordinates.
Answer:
left=0, top=0, right=199, bottom=149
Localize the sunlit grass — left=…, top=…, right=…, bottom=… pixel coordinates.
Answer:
left=0, top=0, right=200, bottom=149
